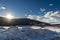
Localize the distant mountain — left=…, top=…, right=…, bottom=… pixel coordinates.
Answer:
left=50, top=24, right=60, bottom=26
left=0, top=17, right=51, bottom=26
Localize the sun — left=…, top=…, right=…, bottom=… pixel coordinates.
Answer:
left=6, top=14, right=14, bottom=19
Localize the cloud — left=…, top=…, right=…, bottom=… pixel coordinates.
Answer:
left=43, top=11, right=60, bottom=24
left=0, top=6, right=6, bottom=10
left=27, top=15, right=37, bottom=19
left=27, top=11, right=60, bottom=24
left=40, top=8, right=45, bottom=12
left=49, top=4, right=53, bottom=6
left=44, top=11, right=60, bottom=20
left=27, top=15, right=44, bottom=21
left=25, top=14, right=27, bottom=16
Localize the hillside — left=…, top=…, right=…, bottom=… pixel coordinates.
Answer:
left=0, top=17, right=50, bottom=26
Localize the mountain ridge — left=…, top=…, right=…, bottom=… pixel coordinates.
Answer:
left=0, top=16, right=60, bottom=27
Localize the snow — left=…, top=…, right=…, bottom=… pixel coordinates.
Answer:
left=0, top=26, right=59, bottom=40
left=42, top=26, right=60, bottom=33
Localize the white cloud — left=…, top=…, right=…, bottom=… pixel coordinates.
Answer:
left=25, top=14, right=27, bottom=16
left=27, top=11, right=60, bottom=24
left=40, top=8, right=45, bottom=12
left=44, top=11, right=60, bottom=20
left=2, top=6, right=6, bottom=9
left=43, top=11, right=60, bottom=24
left=0, top=6, right=6, bottom=10
left=49, top=4, right=53, bottom=6
left=44, top=11, right=53, bottom=17
left=27, top=15, right=38, bottom=19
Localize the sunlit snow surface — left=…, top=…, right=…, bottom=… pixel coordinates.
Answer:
left=0, top=26, right=60, bottom=40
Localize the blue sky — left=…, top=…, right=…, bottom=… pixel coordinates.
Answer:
left=0, top=0, right=60, bottom=23
left=0, top=0, right=60, bottom=17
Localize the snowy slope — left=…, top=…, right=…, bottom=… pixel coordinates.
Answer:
left=0, top=26, right=59, bottom=40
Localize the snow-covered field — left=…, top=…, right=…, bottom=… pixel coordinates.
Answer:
left=0, top=26, right=60, bottom=40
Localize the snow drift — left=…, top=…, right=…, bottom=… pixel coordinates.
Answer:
left=0, top=26, right=60, bottom=40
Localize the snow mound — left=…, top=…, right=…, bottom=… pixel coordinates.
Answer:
left=0, top=26, right=59, bottom=40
